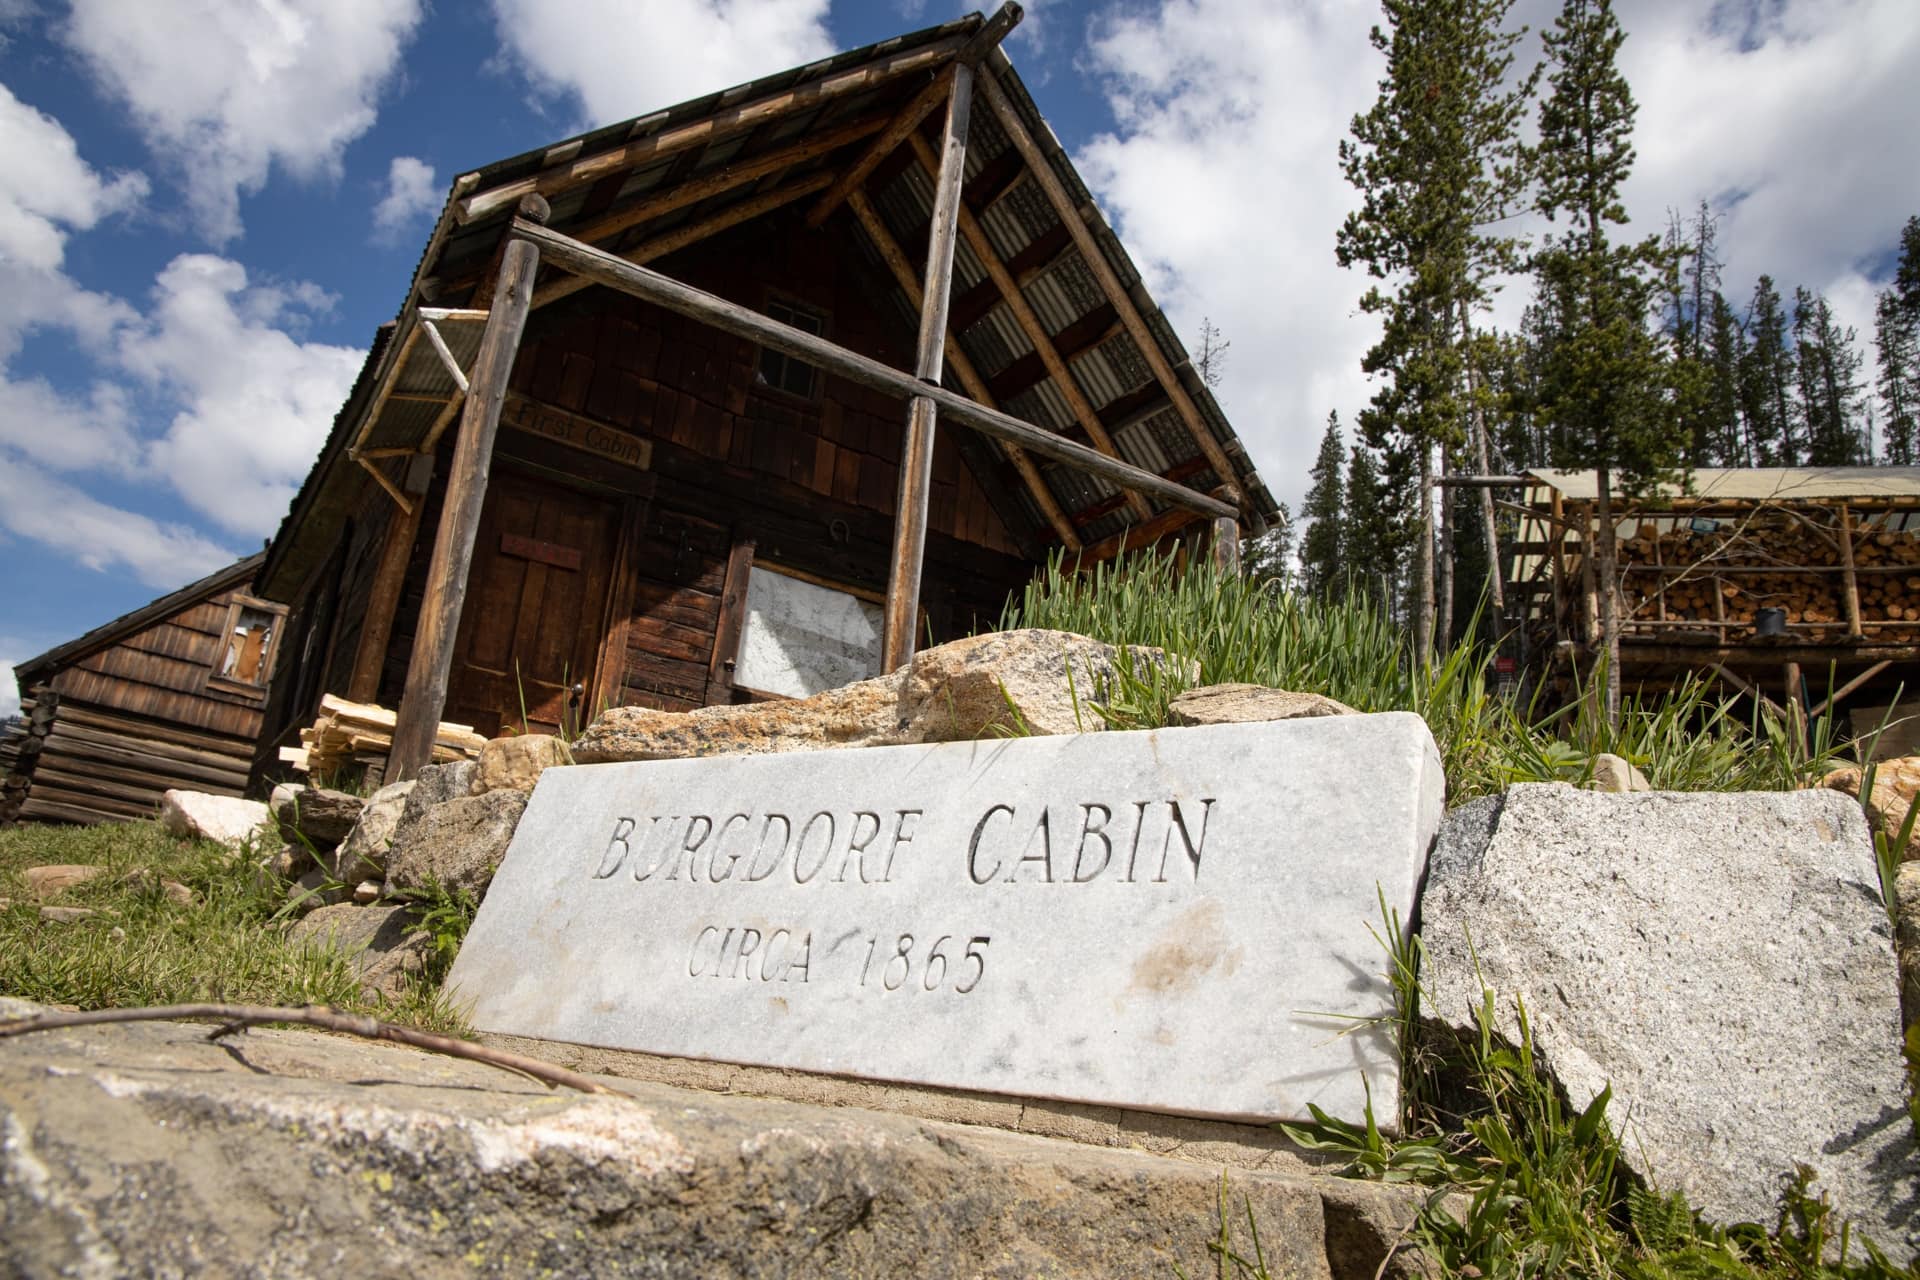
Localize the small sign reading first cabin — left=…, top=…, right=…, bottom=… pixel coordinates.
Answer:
left=502, top=393, right=652, bottom=472
left=447, top=715, right=1444, bottom=1125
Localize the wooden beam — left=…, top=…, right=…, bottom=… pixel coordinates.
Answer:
left=457, top=36, right=967, bottom=223
left=1073, top=506, right=1205, bottom=568
left=509, top=218, right=1236, bottom=519
left=706, top=539, right=756, bottom=703
left=569, top=111, right=889, bottom=250
left=801, top=2, right=1021, bottom=231
left=1839, top=503, right=1863, bottom=638
left=1210, top=516, right=1241, bottom=576
left=907, top=129, right=1152, bottom=523
left=347, top=455, right=435, bottom=704
left=846, top=188, right=1080, bottom=550
left=1808, top=659, right=1892, bottom=720
left=531, top=169, right=834, bottom=310
left=388, top=196, right=548, bottom=782
left=978, top=67, right=1245, bottom=509
left=805, top=67, right=956, bottom=228
left=418, top=320, right=469, bottom=394
left=884, top=64, right=974, bottom=673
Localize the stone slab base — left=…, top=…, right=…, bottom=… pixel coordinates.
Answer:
left=0, top=1005, right=1431, bottom=1279
left=478, top=1029, right=1340, bottom=1175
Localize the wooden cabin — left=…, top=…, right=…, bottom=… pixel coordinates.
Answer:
left=1510, top=467, right=1920, bottom=744
left=2, top=554, right=283, bottom=825
left=251, top=10, right=1278, bottom=785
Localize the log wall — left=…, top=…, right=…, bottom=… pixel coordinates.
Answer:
left=3, top=576, right=270, bottom=825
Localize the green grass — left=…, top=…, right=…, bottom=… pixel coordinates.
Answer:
left=0, top=819, right=466, bottom=1033
left=998, top=549, right=1855, bottom=800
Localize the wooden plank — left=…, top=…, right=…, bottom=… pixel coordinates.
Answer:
left=567, top=113, right=891, bottom=253
left=1210, top=516, right=1241, bottom=576
left=977, top=67, right=1244, bottom=509
left=52, top=702, right=252, bottom=757
left=884, top=65, right=974, bottom=673
left=1073, top=506, right=1203, bottom=568
left=531, top=169, right=835, bottom=310
left=347, top=461, right=433, bottom=704
left=42, top=730, right=249, bottom=790
left=389, top=198, right=546, bottom=782
left=1807, top=659, right=1893, bottom=720
left=907, top=129, right=1151, bottom=523
left=846, top=188, right=1079, bottom=550
left=458, top=36, right=966, bottom=222
left=509, top=219, right=1236, bottom=520
left=706, top=538, right=756, bottom=702
left=20, top=792, right=154, bottom=824
left=805, top=67, right=956, bottom=228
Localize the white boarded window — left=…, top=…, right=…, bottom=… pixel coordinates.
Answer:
left=732, top=566, right=883, bottom=698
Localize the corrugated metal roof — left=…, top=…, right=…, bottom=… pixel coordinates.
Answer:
left=1529, top=468, right=1920, bottom=503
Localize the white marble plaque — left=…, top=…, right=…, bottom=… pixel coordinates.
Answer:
left=447, top=714, right=1444, bottom=1124
left=732, top=567, right=883, bottom=698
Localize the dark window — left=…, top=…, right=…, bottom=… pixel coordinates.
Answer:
left=757, top=299, right=827, bottom=399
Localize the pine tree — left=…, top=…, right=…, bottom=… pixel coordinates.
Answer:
left=1703, top=291, right=1749, bottom=465
left=1343, top=444, right=1399, bottom=618
left=1243, top=503, right=1296, bottom=588
left=1301, top=413, right=1348, bottom=597
left=1194, top=318, right=1232, bottom=390
left=1743, top=277, right=1796, bottom=464
left=1880, top=217, right=1920, bottom=466
left=1529, top=0, right=1682, bottom=725
left=1876, top=287, right=1919, bottom=465
left=1337, top=0, right=1535, bottom=656
left=1789, top=289, right=1865, bottom=465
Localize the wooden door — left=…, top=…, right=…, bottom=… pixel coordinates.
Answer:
left=446, top=468, right=621, bottom=739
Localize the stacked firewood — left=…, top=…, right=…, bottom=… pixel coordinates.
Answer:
left=279, top=694, right=487, bottom=778
left=0, top=688, right=52, bottom=825
left=1616, top=516, right=1920, bottom=641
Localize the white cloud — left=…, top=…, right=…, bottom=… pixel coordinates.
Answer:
left=0, top=82, right=145, bottom=274
left=1077, top=0, right=1381, bottom=511
left=1076, top=0, right=1920, bottom=514
left=62, top=0, right=424, bottom=243
left=120, top=254, right=363, bottom=538
left=372, top=155, right=440, bottom=243
left=0, top=457, right=238, bottom=588
left=0, top=375, right=137, bottom=473
left=0, top=663, right=17, bottom=720
left=489, top=0, right=835, bottom=127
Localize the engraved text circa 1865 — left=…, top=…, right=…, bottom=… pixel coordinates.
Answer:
left=448, top=715, right=1442, bottom=1124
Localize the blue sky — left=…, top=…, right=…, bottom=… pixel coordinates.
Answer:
left=2, top=0, right=1916, bottom=717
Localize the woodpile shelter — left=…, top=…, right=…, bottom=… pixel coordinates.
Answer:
left=2, top=554, right=282, bottom=826
left=1510, top=467, right=1920, bottom=740
left=250, top=7, right=1277, bottom=785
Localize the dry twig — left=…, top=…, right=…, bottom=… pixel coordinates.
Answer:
left=0, top=1003, right=613, bottom=1095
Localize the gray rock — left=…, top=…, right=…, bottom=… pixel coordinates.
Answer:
left=1896, top=860, right=1920, bottom=1029
left=572, top=629, right=1193, bottom=763
left=471, top=734, right=571, bottom=795
left=0, top=1005, right=1435, bottom=1279
left=285, top=868, right=335, bottom=914
left=1422, top=785, right=1919, bottom=1261
left=386, top=762, right=475, bottom=855
left=264, top=842, right=315, bottom=880
left=22, top=865, right=106, bottom=899
left=288, top=904, right=430, bottom=1000
left=1167, top=684, right=1358, bottom=725
left=330, top=779, right=414, bottom=885
left=1588, top=752, right=1651, bottom=792
left=385, top=789, right=527, bottom=901
left=157, top=790, right=270, bottom=850
left=271, top=783, right=364, bottom=848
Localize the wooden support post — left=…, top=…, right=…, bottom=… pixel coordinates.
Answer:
left=1578, top=502, right=1599, bottom=648
left=706, top=539, right=756, bottom=704
left=1808, top=659, right=1891, bottom=720
left=883, top=63, right=974, bottom=673
left=388, top=195, right=548, bottom=782
left=1210, top=517, right=1240, bottom=577
left=347, top=454, right=435, bottom=704
left=1839, top=503, right=1863, bottom=638
left=507, top=221, right=1236, bottom=519
left=845, top=188, right=1080, bottom=550
left=1784, top=660, right=1807, bottom=747
left=1550, top=489, right=1566, bottom=643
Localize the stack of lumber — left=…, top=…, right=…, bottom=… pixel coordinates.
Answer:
left=1617, top=516, right=1920, bottom=641
left=279, top=694, right=487, bottom=777
left=0, top=690, right=50, bottom=825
